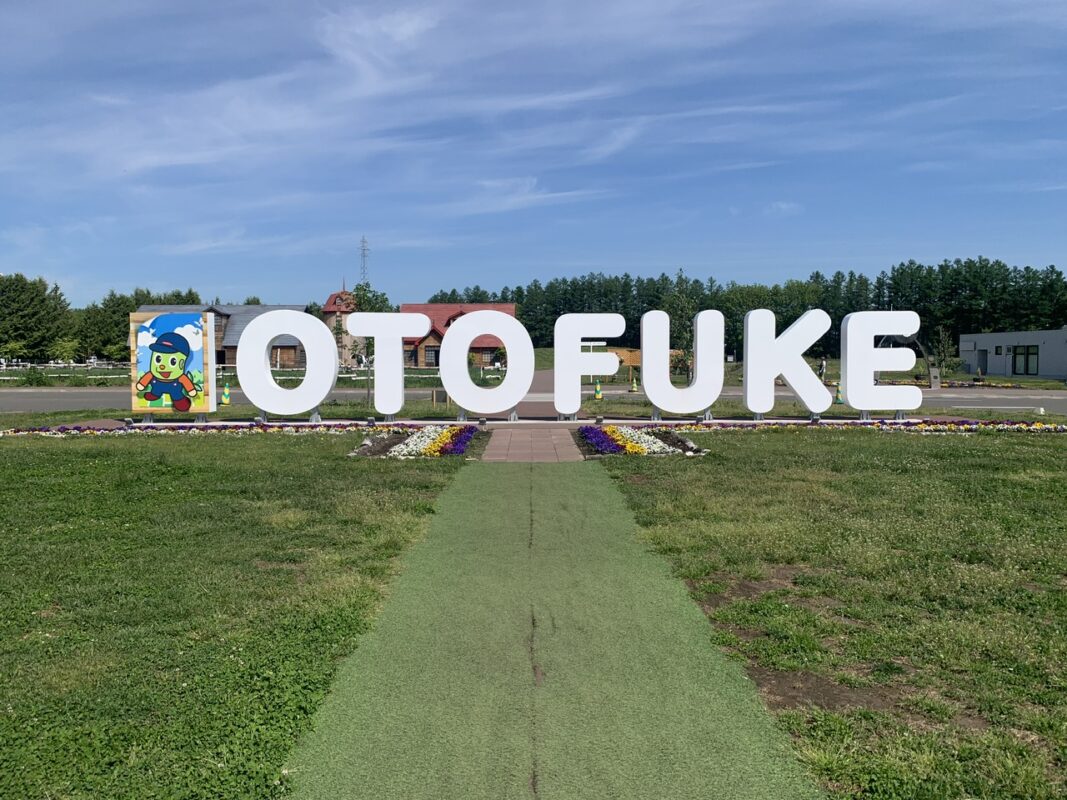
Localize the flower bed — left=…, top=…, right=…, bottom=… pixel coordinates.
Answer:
left=0, top=421, right=414, bottom=438
left=1, top=419, right=481, bottom=457
left=877, top=378, right=1027, bottom=389
left=577, top=425, right=705, bottom=456
left=576, top=419, right=1067, bottom=454
left=380, top=425, right=478, bottom=458
left=656, top=420, right=1067, bottom=435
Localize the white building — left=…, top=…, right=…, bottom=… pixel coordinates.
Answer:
left=959, top=326, right=1067, bottom=379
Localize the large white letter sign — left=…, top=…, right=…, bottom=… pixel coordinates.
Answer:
left=237, top=310, right=338, bottom=415
left=743, top=309, right=832, bottom=414
left=640, top=310, right=725, bottom=414
left=346, top=312, right=431, bottom=415
left=841, top=311, right=922, bottom=410
left=439, top=310, right=535, bottom=413
left=554, top=313, right=625, bottom=416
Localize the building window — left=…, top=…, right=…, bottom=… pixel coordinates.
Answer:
left=481, top=350, right=493, bottom=364
left=1013, top=345, right=1038, bottom=375
left=424, top=346, right=439, bottom=367
left=994, top=345, right=1002, bottom=355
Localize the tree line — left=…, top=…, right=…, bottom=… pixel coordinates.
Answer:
left=0, top=277, right=289, bottom=363
left=3, top=257, right=1065, bottom=364
left=0, top=275, right=394, bottom=364
left=0, top=279, right=210, bottom=363
left=428, top=257, right=1067, bottom=359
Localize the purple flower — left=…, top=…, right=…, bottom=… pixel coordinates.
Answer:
left=579, top=425, right=624, bottom=454
left=440, top=425, right=477, bottom=455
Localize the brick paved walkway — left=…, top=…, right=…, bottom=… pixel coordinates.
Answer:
left=481, top=428, right=584, bottom=462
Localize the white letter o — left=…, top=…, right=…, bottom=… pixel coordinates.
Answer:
left=236, top=310, right=338, bottom=415
left=439, top=310, right=534, bottom=414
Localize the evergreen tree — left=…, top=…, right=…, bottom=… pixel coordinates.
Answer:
left=0, top=274, right=70, bottom=361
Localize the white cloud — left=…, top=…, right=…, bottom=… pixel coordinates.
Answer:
left=159, top=226, right=288, bottom=256
left=137, top=328, right=156, bottom=348
left=765, top=200, right=804, bottom=217
left=174, top=323, right=204, bottom=351
left=438, top=177, right=610, bottom=216
left=584, top=122, right=645, bottom=161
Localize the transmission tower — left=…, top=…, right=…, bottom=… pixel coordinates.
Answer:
left=359, top=236, right=370, bottom=283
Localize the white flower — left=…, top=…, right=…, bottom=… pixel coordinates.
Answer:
left=612, top=426, right=681, bottom=455
left=386, top=425, right=449, bottom=458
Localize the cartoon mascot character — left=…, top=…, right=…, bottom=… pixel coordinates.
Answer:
left=136, top=332, right=199, bottom=412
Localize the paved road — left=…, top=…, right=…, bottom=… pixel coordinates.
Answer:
left=0, top=386, right=406, bottom=413
left=3, top=383, right=1066, bottom=416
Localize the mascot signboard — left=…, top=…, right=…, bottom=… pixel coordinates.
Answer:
left=202, top=308, right=922, bottom=418
left=129, top=312, right=217, bottom=414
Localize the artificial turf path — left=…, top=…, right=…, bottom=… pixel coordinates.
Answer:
left=286, top=462, right=818, bottom=799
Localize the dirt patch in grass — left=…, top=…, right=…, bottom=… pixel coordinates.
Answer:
left=689, top=567, right=984, bottom=736
left=649, top=428, right=706, bottom=454
left=690, top=566, right=906, bottom=714
left=747, top=664, right=899, bottom=713
left=689, top=565, right=818, bottom=610
left=348, top=431, right=409, bottom=457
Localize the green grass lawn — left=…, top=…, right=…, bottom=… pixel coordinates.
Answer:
left=0, top=433, right=464, bottom=799
left=602, top=428, right=1067, bottom=799
left=0, top=367, right=129, bottom=387
left=287, top=463, right=817, bottom=799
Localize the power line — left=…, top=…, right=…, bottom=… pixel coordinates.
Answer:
left=360, top=236, right=370, bottom=283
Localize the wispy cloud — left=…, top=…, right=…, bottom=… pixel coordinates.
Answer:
left=764, top=201, right=804, bottom=217
left=0, top=1, right=1065, bottom=304
left=158, top=227, right=288, bottom=256
left=438, top=178, right=610, bottom=216
left=584, top=123, right=645, bottom=161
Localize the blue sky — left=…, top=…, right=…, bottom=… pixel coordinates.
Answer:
left=1, top=1, right=1066, bottom=307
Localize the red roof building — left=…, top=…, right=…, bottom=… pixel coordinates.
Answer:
left=398, top=303, right=517, bottom=367
left=323, top=291, right=355, bottom=313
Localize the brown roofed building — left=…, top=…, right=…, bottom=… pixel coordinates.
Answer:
left=137, top=303, right=307, bottom=368
left=399, top=303, right=516, bottom=367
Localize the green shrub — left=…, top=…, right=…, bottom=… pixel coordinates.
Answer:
left=18, top=367, right=51, bottom=387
